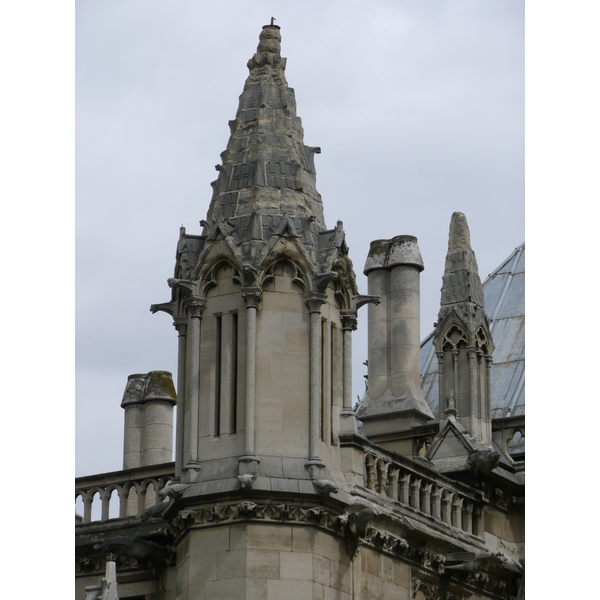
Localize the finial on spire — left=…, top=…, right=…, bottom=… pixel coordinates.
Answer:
left=448, top=212, right=472, bottom=251
left=271, top=17, right=276, bottom=26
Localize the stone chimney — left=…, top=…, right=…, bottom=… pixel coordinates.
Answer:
left=357, top=235, right=434, bottom=446
left=121, top=370, right=177, bottom=469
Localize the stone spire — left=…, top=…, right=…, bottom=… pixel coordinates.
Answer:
left=432, top=212, right=494, bottom=445
left=440, top=212, right=485, bottom=308
left=203, top=23, right=327, bottom=244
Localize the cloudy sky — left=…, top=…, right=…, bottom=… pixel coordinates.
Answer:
left=75, top=0, right=524, bottom=477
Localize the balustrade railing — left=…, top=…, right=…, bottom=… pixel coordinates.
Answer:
left=75, top=463, right=175, bottom=525
left=350, top=439, right=484, bottom=538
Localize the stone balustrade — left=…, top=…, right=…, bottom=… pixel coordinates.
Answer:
left=75, top=463, right=174, bottom=525
left=345, top=437, right=484, bottom=539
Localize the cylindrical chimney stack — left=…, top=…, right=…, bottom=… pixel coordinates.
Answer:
left=121, top=371, right=177, bottom=469
left=358, top=235, right=434, bottom=442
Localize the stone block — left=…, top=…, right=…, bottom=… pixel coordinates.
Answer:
left=291, top=527, right=349, bottom=565
left=323, top=585, right=352, bottom=600
left=312, top=582, right=325, bottom=599
left=187, top=581, right=205, bottom=600
left=267, top=579, right=312, bottom=600
left=271, top=351, right=309, bottom=393
left=189, top=526, right=230, bottom=556
left=383, top=579, right=409, bottom=600
left=217, top=456, right=240, bottom=479
left=360, top=547, right=380, bottom=577
left=361, top=572, right=383, bottom=599
left=280, top=551, right=312, bottom=580
left=298, top=479, right=316, bottom=495
left=392, top=560, right=410, bottom=588
left=283, top=391, right=310, bottom=433
left=255, top=392, right=284, bottom=431
left=247, top=550, right=280, bottom=579
left=205, top=577, right=246, bottom=600
left=229, top=523, right=248, bottom=551
left=313, top=554, right=331, bottom=586
left=329, top=560, right=352, bottom=593
left=188, top=552, right=218, bottom=583
left=257, top=311, right=284, bottom=351
left=484, top=506, right=524, bottom=542
left=247, top=577, right=268, bottom=600
left=282, top=457, right=310, bottom=479
left=253, top=475, right=272, bottom=491
left=271, top=477, right=300, bottom=493
left=217, top=549, right=246, bottom=580
left=258, top=454, right=284, bottom=477
left=255, top=430, right=309, bottom=457
left=246, top=523, right=292, bottom=551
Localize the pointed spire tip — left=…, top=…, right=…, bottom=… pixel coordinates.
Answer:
left=448, top=211, right=472, bottom=251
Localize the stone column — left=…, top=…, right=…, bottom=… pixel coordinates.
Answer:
left=183, top=296, right=206, bottom=481
left=485, top=356, right=493, bottom=445
left=421, top=483, right=433, bottom=515
left=306, top=293, right=327, bottom=470
left=451, top=349, right=459, bottom=406
left=322, top=319, right=332, bottom=444
left=239, top=288, right=261, bottom=474
left=330, top=324, right=343, bottom=445
left=399, top=473, right=410, bottom=505
left=339, top=310, right=358, bottom=434
left=467, top=346, right=479, bottom=440
left=173, top=316, right=187, bottom=479
left=410, top=477, right=422, bottom=510
left=436, top=351, right=445, bottom=422
left=431, top=486, right=442, bottom=520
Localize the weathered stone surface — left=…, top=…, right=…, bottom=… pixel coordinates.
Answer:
left=77, top=22, right=524, bottom=600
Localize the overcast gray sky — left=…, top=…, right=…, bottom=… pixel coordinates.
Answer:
left=75, top=0, right=524, bottom=477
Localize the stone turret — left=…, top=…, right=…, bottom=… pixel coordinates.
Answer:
left=432, top=212, right=494, bottom=445
left=357, top=236, right=434, bottom=450
left=151, top=24, right=359, bottom=484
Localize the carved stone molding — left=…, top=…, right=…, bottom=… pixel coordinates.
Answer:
left=166, top=501, right=349, bottom=542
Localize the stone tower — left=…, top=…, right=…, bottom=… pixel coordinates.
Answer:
left=76, top=26, right=525, bottom=600
left=432, top=212, right=494, bottom=446
left=151, top=23, right=360, bottom=485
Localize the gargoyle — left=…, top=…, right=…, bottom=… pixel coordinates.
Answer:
left=352, top=294, right=381, bottom=310
left=345, top=507, right=377, bottom=557
left=467, top=451, right=501, bottom=475
left=158, top=482, right=190, bottom=501
left=444, top=551, right=505, bottom=573
left=238, top=474, right=256, bottom=489
left=139, top=498, right=174, bottom=521
left=312, top=479, right=339, bottom=496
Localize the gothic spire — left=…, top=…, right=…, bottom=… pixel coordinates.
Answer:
left=440, top=212, right=485, bottom=308
left=205, top=23, right=326, bottom=232
left=433, top=212, right=494, bottom=446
